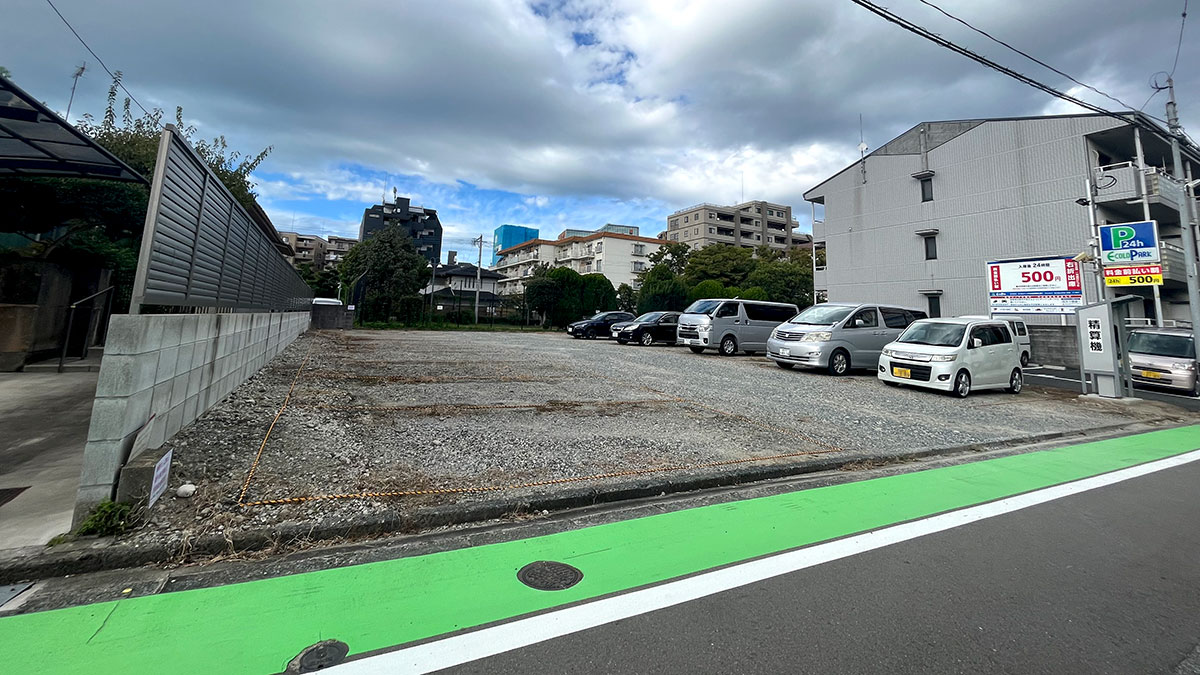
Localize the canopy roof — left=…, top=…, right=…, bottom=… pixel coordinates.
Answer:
left=0, top=75, right=145, bottom=183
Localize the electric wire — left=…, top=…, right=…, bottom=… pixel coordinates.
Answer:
left=43, top=0, right=151, bottom=117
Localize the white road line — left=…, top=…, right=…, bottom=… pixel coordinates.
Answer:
left=330, top=448, right=1200, bottom=674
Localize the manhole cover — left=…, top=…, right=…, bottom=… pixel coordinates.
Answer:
left=517, top=561, right=583, bottom=591
left=286, top=639, right=349, bottom=673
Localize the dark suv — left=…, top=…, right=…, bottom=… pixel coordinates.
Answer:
left=567, top=311, right=635, bottom=339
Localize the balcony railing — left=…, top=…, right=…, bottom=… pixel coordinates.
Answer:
left=1093, top=163, right=1184, bottom=210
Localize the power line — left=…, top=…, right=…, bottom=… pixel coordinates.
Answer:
left=1170, top=0, right=1189, bottom=77
left=914, top=0, right=1155, bottom=119
left=43, top=0, right=151, bottom=117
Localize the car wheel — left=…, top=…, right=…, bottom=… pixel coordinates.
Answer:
left=616, top=339, right=628, bottom=345
left=1020, top=351, right=1030, bottom=367
left=953, top=370, right=972, bottom=398
left=775, top=361, right=795, bottom=370
left=719, top=336, right=738, bottom=356
left=584, top=327, right=595, bottom=339
left=1006, top=368, right=1023, bottom=394
left=827, top=349, right=850, bottom=376
left=640, top=332, right=654, bottom=346
left=1192, top=377, right=1200, bottom=398
left=689, top=346, right=706, bottom=354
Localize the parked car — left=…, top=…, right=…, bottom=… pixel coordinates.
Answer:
left=612, top=311, right=682, bottom=345
left=1127, top=327, right=1199, bottom=396
left=962, top=315, right=1032, bottom=366
left=767, top=303, right=927, bottom=375
left=566, top=311, right=635, bottom=339
left=678, top=299, right=799, bottom=356
left=877, top=317, right=1023, bottom=397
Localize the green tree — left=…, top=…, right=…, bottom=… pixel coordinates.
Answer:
left=525, top=276, right=562, bottom=327
left=338, top=225, right=428, bottom=322
left=746, top=253, right=816, bottom=308
left=546, top=267, right=584, bottom=325
left=687, top=279, right=725, bottom=303
left=616, top=283, right=638, bottom=313
left=637, top=264, right=688, bottom=313
left=298, top=262, right=340, bottom=298
left=0, top=66, right=11, bottom=79
left=684, top=245, right=756, bottom=288
left=740, top=286, right=768, bottom=300
left=579, top=273, right=617, bottom=314
left=646, top=241, right=691, bottom=276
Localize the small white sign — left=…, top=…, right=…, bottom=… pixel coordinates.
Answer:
left=436, top=305, right=444, bottom=310
left=1086, top=318, right=1104, bottom=354
left=149, top=449, right=173, bottom=507
left=347, top=304, right=356, bottom=310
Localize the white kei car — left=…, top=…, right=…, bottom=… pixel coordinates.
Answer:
left=877, top=317, right=1023, bottom=398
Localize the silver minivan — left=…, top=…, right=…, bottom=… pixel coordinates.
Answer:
left=766, top=302, right=927, bottom=375
left=678, top=298, right=800, bottom=356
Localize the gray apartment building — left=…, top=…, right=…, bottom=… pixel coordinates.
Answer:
left=660, top=200, right=806, bottom=251
left=360, top=196, right=443, bottom=266
left=804, top=113, right=1200, bottom=343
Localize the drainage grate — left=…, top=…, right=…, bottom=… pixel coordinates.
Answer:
left=0, top=487, right=29, bottom=509
left=0, top=583, right=33, bottom=607
left=517, top=561, right=584, bottom=591
left=286, top=639, right=349, bottom=673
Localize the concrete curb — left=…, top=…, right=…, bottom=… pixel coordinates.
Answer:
left=0, top=417, right=1186, bottom=584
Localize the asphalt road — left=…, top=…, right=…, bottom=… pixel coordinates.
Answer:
left=453, top=457, right=1200, bottom=674
left=1025, top=365, right=1200, bottom=411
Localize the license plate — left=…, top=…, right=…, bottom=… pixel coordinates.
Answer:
left=779, top=348, right=790, bottom=357
left=567, top=327, right=573, bottom=333
left=687, top=339, right=700, bottom=345
left=1142, top=370, right=1162, bottom=379
left=893, top=367, right=911, bottom=379
left=612, top=331, right=619, bottom=337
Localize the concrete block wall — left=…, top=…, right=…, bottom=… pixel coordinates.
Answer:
left=1028, top=325, right=1080, bottom=370
left=75, top=311, right=309, bottom=522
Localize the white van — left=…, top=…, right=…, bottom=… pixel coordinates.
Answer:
left=678, top=298, right=800, bottom=356
left=962, top=315, right=1031, bottom=366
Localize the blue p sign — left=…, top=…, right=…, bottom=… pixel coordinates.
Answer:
left=1109, top=226, right=1137, bottom=249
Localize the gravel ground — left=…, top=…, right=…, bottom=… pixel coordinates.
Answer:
left=117, top=328, right=1186, bottom=554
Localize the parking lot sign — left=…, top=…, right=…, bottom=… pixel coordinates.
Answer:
left=1098, top=220, right=1159, bottom=265
left=987, top=257, right=1083, bottom=314
left=1102, top=265, right=1163, bottom=287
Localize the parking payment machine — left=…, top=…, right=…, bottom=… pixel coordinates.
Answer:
left=1075, top=296, right=1139, bottom=398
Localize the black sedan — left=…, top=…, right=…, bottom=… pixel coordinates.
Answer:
left=612, top=311, right=682, bottom=345
left=566, top=311, right=635, bottom=339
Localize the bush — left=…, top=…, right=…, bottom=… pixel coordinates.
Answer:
left=75, top=499, right=132, bottom=537
left=740, top=287, right=769, bottom=300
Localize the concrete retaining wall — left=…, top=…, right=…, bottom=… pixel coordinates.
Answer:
left=75, top=312, right=308, bottom=523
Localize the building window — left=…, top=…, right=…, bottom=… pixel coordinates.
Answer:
left=755, top=207, right=761, bottom=213
left=709, top=227, right=715, bottom=234
left=920, top=177, right=933, bottom=202
left=684, top=216, right=689, bottom=223
left=927, top=295, right=941, bottom=318
left=694, top=228, right=699, bottom=235
left=754, top=220, right=760, bottom=226
left=923, top=235, right=937, bottom=260
left=634, top=244, right=646, bottom=255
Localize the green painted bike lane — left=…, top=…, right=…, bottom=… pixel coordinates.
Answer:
left=3, top=425, right=1198, bottom=675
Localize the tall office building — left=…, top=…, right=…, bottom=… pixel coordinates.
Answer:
left=359, top=196, right=443, bottom=266
left=492, top=224, right=539, bottom=267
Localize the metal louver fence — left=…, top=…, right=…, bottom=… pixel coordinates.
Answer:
left=129, top=125, right=311, bottom=313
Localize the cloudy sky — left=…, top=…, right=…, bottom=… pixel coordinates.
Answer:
left=4, top=0, right=1196, bottom=259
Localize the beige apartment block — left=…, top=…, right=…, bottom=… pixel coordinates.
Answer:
left=660, top=200, right=804, bottom=251
left=495, top=231, right=662, bottom=295
left=277, top=231, right=328, bottom=269
left=324, top=235, right=358, bottom=268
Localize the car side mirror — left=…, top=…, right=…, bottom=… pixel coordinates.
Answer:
left=970, top=337, right=983, bottom=349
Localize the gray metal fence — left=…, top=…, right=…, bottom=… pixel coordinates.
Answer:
left=130, top=125, right=311, bottom=312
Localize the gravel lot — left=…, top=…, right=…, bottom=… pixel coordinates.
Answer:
left=130, top=328, right=1184, bottom=548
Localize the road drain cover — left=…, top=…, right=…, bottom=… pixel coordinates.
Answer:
left=517, top=561, right=583, bottom=591
left=286, top=639, right=349, bottom=673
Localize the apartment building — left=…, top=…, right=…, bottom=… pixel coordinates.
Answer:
left=359, top=196, right=443, bottom=266
left=803, top=112, right=1200, bottom=364
left=325, top=235, right=358, bottom=268
left=277, top=231, right=327, bottom=269
left=494, top=228, right=662, bottom=295
left=660, top=200, right=803, bottom=250
left=492, top=224, right=539, bottom=267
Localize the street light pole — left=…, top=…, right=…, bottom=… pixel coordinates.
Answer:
left=472, top=235, right=484, bottom=324
left=1164, top=77, right=1200, bottom=344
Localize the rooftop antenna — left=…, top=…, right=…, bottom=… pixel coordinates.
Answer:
left=65, top=61, right=86, bottom=123
left=858, top=113, right=869, bottom=184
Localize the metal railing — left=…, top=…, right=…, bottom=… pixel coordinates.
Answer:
left=58, top=286, right=114, bottom=373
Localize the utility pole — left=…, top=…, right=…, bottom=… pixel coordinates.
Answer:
left=472, top=235, right=485, bottom=324
left=1164, top=77, right=1200, bottom=346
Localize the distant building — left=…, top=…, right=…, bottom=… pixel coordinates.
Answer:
left=325, top=235, right=358, bottom=268
left=422, top=256, right=506, bottom=315
left=495, top=227, right=662, bottom=295
left=661, top=200, right=802, bottom=251
left=492, top=224, right=539, bottom=267
left=277, top=231, right=327, bottom=269
left=359, top=196, right=443, bottom=265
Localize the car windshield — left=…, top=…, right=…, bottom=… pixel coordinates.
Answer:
left=634, top=312, right=663, bottom=323
left=897, top=321, right=967, bottom=347
left=1128, top=332, right=1195, bottom=359
left=789, top=305, right=854, bottom=325
left=684, top=300, right=723, bottom=315
left=587, top=313, right=608, bottom=321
